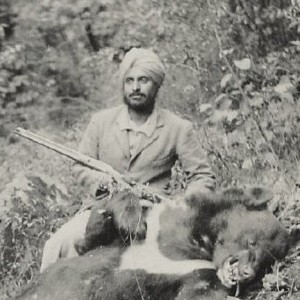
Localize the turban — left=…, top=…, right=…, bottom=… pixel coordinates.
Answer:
left=119, top=48, right=165, bottom=87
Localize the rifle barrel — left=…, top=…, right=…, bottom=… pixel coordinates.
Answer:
left=15, top=127, right=167, bottom=203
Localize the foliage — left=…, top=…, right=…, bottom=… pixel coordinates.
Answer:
left=0, top=0, right=16, bottom=47
left=0, top=44, right=40, bottom=109
left=193, top=0, right=300, bottom=187
left=0, top=174, right=72, bottom=298
left=0, top=0, right=300, bottom=299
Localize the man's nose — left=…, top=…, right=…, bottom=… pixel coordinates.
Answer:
left=132, top=80, right=141, bottom=92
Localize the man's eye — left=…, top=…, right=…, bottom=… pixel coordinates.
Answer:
left=125, top=78, right=133, bottom=83
left=140, top=77, right=149, bottom=83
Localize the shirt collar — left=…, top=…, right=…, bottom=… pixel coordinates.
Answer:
left=117, top=105, right=158, bottom=137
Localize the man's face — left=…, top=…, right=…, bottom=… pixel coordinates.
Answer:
left=123, top=67, right=159, bottom=113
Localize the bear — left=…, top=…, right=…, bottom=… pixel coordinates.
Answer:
left=15, top=186, right=290, bottom=300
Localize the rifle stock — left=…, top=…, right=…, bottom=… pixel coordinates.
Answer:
left=15, top=127, right=167, bottom=203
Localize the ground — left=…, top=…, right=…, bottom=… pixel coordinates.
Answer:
left=0, top=0, right=300, bottom=299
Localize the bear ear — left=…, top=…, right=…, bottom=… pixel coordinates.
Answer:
left=244, top=186, right=273, bottom=209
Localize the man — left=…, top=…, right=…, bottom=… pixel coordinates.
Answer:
left=40, top=48, right=215, bottom=272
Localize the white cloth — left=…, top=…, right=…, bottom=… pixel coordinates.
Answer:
left=119, top=48, right=165, bottom=86
left=118, top=107, right=158, bottom=158
left=40, top=210, right=91, bottom=272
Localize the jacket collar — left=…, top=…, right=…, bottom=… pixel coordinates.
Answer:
left=116, top=105, right=164, bottom=132
left=114, top=105, right=164, bottom=163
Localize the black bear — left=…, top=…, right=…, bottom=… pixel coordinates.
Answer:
left=16, top=187, right=290, bottom=300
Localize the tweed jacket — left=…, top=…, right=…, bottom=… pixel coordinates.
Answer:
left=78, top=105, right=215, bottom=193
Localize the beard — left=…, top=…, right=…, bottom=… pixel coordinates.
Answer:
left=123, top=90, right=157, bottom=113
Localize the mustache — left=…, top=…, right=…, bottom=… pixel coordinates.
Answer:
left=130, top=92, right=146, bottom=97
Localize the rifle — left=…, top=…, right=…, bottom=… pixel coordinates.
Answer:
left=15, top=127, right=167, bottom=203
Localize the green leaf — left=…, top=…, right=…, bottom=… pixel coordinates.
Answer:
left=215, top=94, right=232, bottom=110
left=227, top=130, right=247, bottom=145
left=0, top=86, right=8, bottom=93
left=233, top=58, right=251, bottom=70
left=290, top=41, right=300, bottom=46
left=8, top=84, right=16, bottom=93
left=226, top=110, right=239, bottom=122
left=222, top=48, right=234, bottom=55
left=220, top=73, right=233, bottom=89
left=274, top=75, right=294, bottom=94
left=249, top=95, right=264, bottom=107
left=239, top=100, right=251, bottom=116
left=242, top=158, right=253, bottom=170
left=0, top=108, right=5, bottom=117
left=274, top=76, right=295, bottom=102
left=209, top=110, right=228, bottom=124
left=280, top=92, right=294, bottom=103
left=0, top=26, right=5, bottom=39
left=209, top=109, right=238, bottom=124
left=199, top=103, right=212, bottom=114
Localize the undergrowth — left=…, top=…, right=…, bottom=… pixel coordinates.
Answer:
left=0, top=0, right=299, bottom=299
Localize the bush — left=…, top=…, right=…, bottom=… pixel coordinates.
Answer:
left=1, top=0, right=300, bottom=299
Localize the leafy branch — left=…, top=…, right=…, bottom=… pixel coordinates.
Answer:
left=207, top=0, right=284, bottom=172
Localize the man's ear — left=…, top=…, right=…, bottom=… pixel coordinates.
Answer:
left=244, top=186, right=274, bottom=209
left=151, top=82, right=160, bottom=98
left=220, top=186, right=273, bottom=210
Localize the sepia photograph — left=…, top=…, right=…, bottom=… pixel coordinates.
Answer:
left=0, top=0, right=299, bottom=299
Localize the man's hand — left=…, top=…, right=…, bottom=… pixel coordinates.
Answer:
left=78, top=169, right=114, bottom=196
left=120, top=175, right=137, bottom=186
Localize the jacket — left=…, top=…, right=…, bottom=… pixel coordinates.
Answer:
left=78, top=105, right=215, bottom=193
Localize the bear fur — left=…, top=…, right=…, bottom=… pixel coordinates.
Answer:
left=16, top=187, right=290, bottom=300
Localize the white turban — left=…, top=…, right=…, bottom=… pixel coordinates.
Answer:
left=119, top=48, right=165, bottom=87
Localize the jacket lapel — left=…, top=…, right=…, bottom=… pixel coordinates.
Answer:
left=113, top=123, right=130, bottom=159
left=130, top=110, right=164, bottom=163
left=114, top=107, right=130, bottom=159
